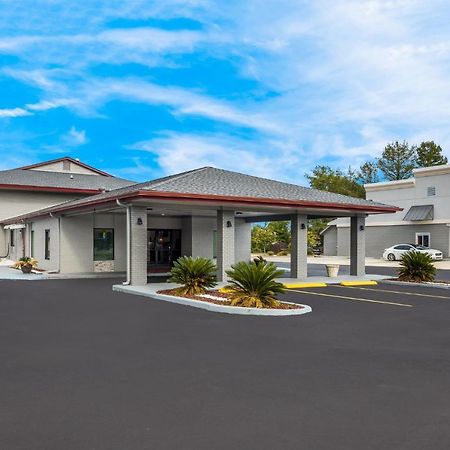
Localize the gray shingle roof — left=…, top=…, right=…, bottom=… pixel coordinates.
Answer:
left=1, top=167, right=399, bottom=224
left=64, top=166, right=392, bottom=206
left=0, top=168, right=134, bottom=191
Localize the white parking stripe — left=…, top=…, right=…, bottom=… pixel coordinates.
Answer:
left=289, top=289, right=413, bottom=308
left=339, top=285, right=450, bottom=300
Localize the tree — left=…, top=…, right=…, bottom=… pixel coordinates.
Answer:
left=377, top=141, right=416, bottom=181
left=415, top=141, right=448, bottom=167
left=357, top=161, right=379, bottom=184
left=251, top=225, right=275, bottom=253
left=266, top=221, right=290, bottom=245
left=305, top=165, right=365, bottom=198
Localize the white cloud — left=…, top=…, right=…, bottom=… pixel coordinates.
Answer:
left=129, top=132, right=303, bottom=182
left=3, top=0, right=450, bottom=178
left=63, top=126, right=88, bottom=146
left=26, top=98, right=79, bottom=111
left=0, top=107, right=32, bottom=118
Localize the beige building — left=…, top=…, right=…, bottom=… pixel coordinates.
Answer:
left=323, top=164, right=450, bottom=257
left=0, top=157, right=133, bottom=262
left=1, top=158, right=399, bottom=285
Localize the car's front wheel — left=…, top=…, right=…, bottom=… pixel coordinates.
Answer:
left=387, top=253, right=396, bottom=261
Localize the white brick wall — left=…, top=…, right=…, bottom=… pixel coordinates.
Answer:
left=130, top=206, right=148, bottom=285
left=350, top=215, right=365, bottom=276
left=216, top=210, right=235, bottom=282
left=234, top=219, right=251, bottom=263
left=291, top=214, right=308, bottom=279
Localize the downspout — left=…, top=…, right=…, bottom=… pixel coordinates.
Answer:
left=116, top=199, right=131, bottom=285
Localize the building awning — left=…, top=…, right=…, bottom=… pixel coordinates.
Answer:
left=3, top=223, right=26, bottom=230
left=403, top=205, right=434, bottom=221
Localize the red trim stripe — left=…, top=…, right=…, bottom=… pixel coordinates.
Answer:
left=0, top=189, right=402, bottom=225
left=0, top=184, right=102, bottom=194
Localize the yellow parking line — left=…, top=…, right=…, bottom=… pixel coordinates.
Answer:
left=289, top=289, right=413, bottom=308
left=340, top=280, right=378, bottom=287
left=339, top=285, right=450, bottom=300
left=283, top=282, right=327, bottom=289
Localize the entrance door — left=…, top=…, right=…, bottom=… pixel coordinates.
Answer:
left=147, top=229, right=181, bottom=272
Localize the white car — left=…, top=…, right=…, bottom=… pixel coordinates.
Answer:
left=382, top=244, right=443, bottom=261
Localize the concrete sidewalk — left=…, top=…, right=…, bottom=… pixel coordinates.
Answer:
left=255, top=254, right=450, bottom=269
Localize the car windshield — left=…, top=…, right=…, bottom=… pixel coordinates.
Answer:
left=413, top=245, right=427, bottom=250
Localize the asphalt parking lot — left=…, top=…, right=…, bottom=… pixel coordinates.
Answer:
left=1, top=278, right=450, bottom=450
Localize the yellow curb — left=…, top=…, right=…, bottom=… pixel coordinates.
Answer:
left=340, top=281, right=378, bottom=286
left=283, top=282, right=327, bottom=289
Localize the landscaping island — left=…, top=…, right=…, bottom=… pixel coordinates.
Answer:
left=157, top=288, right=302, bottom=310
left=114, top=256, right=313, bottom=317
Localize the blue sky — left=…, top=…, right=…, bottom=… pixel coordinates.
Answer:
left=1, top=0, right=450, bottom=183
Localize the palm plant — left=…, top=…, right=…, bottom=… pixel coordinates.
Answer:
left=225, top=261, right=285, bottom=308
left=168, top=256, right=217, bottom=295
left=397, top=250, right=436, bottom=282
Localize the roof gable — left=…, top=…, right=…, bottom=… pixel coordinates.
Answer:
left=19, top=157, right=112, bottom=177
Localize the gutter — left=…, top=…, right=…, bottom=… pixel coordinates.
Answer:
left=116, top=199, right=131, bottom=285
left=1, top=191, right=402, bottom=226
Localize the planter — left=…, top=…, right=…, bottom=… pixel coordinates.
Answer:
left=21, top=265, right=32, bottom=274
left=326, top=264, right=339, bottom=277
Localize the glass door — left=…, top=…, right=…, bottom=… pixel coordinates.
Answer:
left=147, top=229, right=181, bottom=272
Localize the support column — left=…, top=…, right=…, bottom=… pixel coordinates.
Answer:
left=130, top=205, right=148, bottom=286
left=216, top=210, right=235, bottom=282
left=350, top=215, right=366, bottom=276
left=291, top=214, right=308, bottom=279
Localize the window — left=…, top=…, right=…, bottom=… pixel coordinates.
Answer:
left=10, top=229, right=14, bottom=247
left=416, top=232, right=430, bottom=248
left=394, top=245, right=413, bottom=250
left=44, top=229, right=50, bottom=260
left=31, top=230, right=35, bottom=258
left=427, top=186, right=436, bottom=197
left=94, top=228, right=114, bottom=261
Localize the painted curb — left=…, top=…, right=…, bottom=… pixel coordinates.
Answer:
left=340, top=281, right=378, bottom=286
left=113, top=285, right=312, bottom=316
left=380, top=280, right=450, bottom=290
left=283, top=282, right=327, bottom=289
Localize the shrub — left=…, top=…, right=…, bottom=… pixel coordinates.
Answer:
left=397, top=250, right=436, bottom=282
left=168, top=256, right=217, bottom=295
left=253, top=255, right=267, bottom=266
left=270, top=241, right=288, bottom=255
left=225, top=261, right=285, bottom=308
left=14, top=257, right=38, bottom=269
left=267, top=251, right=274, bottom=256
left=277, top=250, right=289, bottom=256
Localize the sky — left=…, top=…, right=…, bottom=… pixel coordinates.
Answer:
left=1, top=0, right=450, bottom=183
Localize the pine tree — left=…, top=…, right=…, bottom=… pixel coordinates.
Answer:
left=377, top=141, right=416, bottom=181
left=357, top=161, right=379, bottom=184
left=415, top=141, right=448, bottom=167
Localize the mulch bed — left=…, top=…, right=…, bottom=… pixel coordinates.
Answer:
left=391, top=278, right=450, bottom=285
left=157, top=288, right=302, bottom=310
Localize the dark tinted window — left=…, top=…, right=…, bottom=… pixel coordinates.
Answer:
left=45, top=229, right=50, bottom=260
left=94, top=228, right=114, bottom=261
left=394, top=245, right=412, bottom=250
